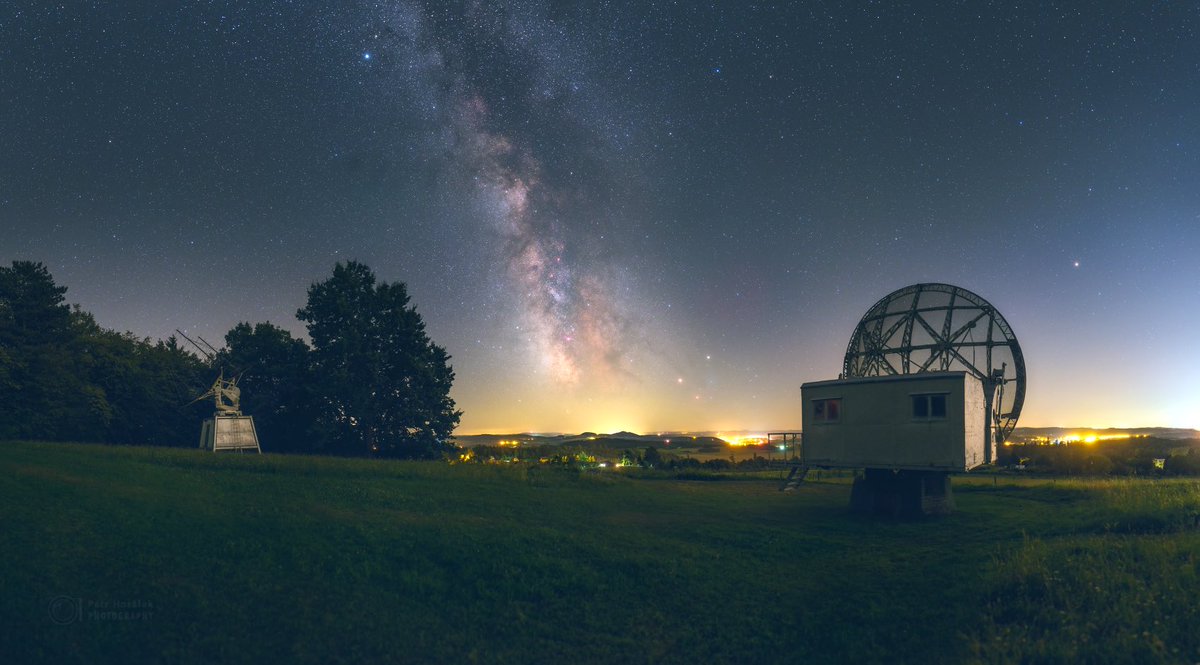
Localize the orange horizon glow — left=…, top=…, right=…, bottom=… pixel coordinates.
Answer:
left=454, top=424, right=1198, bottom=436
left=452, top=427, right=787, bottom=439
left=450, top=364, right=1200, bottom=435
left=1021, top=432, right=1147, bottom=445
left=451, top=395, right=1199, bottom=437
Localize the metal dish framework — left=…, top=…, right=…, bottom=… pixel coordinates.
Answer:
left=842, top=283, right=1026, bottom=444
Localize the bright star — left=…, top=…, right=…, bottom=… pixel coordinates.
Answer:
left=362, top=52, right=371, bottom=61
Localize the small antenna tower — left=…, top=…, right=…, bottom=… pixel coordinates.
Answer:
left=178, top=330, right=261, bottom=454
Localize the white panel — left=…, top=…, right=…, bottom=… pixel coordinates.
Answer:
left=962, top=376, right=987, bottom=469
left=211, top=416, right=260, bottom=451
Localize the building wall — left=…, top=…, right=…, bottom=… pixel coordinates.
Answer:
left=801, top=372, right=988, bottom=471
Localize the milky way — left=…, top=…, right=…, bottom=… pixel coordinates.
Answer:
left=456, top=93, right=628, bottom=386
left=375, top=1, right=640, bottom=388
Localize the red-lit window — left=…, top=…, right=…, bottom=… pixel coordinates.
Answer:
left=812, top=398, right=842, bottom=423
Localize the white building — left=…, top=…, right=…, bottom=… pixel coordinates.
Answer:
left=801, top=371, right=991, bottom=472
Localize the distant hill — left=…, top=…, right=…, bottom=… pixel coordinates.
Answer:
left=451, top=431, right=731, bottom=449
left=1011, top=427, right=1199, bottom=441
left=453, top=427, right=1199, bottom=449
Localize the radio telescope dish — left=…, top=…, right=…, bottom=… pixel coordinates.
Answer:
left=842, top=283, right=1026, bottom=445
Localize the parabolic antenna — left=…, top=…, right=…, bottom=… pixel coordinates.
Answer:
left=842, top=283, right=1026, bottom=444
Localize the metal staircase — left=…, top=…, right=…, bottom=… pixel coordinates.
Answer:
left=780, top=464, right=809, bottom=492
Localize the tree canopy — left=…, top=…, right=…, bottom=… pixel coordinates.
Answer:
left=0, top=261, right=210, bottom=443
left=298, top=261, right=461, bottom=459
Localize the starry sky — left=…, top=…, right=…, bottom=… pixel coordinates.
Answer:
left=3, top=2, right=1198, bottom=434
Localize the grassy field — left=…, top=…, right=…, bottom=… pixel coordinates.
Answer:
left=2, top=441, right=1198, bottom=664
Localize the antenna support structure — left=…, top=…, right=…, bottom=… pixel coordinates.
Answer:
left=193, top=369, right=261, bottom=453
left=801, top=283, right=1026, bottom=516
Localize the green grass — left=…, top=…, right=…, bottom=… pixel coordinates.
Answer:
left=2, top=442, right=1198, bottom=664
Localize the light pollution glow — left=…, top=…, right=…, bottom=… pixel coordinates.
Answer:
left=1017, top=433, right=1143, bottom=446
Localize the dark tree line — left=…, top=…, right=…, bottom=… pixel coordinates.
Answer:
left=1002, top=438, right=1200, bottom=476
left=0, top=260, right=460, bottom=459
left=0, top=261, right=210, bottom=444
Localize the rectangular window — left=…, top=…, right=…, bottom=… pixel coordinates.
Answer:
left=912, top=393, right=947, bottom=421
left=913, top=395, right=929, bottom=419
left=813, top=398, right=842, bottom=423
left=930, top=394, right=946, bottom=419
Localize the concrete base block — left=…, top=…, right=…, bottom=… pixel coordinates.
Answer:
left=199, top=415, right=261, bottom=453
left=850, top=468, right=954, bottom=517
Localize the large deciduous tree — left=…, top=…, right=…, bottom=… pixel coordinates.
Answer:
left=297, top=261, right=460, bottom=459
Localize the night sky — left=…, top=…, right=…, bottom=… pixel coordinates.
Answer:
left=3, top=2, right=1198, bottom=433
